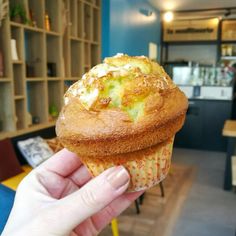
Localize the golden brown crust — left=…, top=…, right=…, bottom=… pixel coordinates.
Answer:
left=79, top=138, right=172, bottom=162
left=56, top=54, right=188, bottom=156
left=56, top=87, right=187, bottom=156
left=63, top=54, right=176, bottom=114
left=57, top=112, right=185, bottom=156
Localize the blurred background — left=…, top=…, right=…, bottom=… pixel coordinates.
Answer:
left=0, top=0, right=236, bottom=235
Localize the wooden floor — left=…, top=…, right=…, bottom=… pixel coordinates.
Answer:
left=100, top=164, right=195, bottom=236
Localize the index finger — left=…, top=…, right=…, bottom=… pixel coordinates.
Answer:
left=40, top=148, right=82, bottom=177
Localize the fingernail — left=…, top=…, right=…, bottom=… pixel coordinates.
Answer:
left=107, top=166, right=130, bottom=190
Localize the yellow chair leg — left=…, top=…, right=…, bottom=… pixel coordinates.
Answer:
left=111, top=218, right=119, bottom=236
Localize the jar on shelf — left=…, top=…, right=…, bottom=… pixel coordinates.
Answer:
left=221, top=45, right=227, bottom=57
left=226, top=45, right=233, bottom=56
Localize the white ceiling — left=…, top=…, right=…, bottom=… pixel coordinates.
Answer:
left=150, top=0, right=236, bottom=11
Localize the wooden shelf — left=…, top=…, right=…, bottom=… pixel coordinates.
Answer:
left=0, top=0, right=101, bottom=139
left=26, top=78, right=45, bottom=82
left=64, top=77, right=78, bottom=81
left=47, top=77, right=62, bottom=81
left=91, top=41, right=99, bottom=45
left=0, top=122, right=56, bottom=140
left=161, top=19, right=236, bottom=64
left=83, top=39, right=92, bottom=43
left=221, top=20, right=236, bottom=42
left=70, top=36, right=84, bottom=41
left=14, top=95, right=25, bottom=100
left=23, top=25, right=45, bottom=33
left=163, top=40, right=218, bottom=45
left=0, top=78, right=11, bottom=82
left=46, top=31, right=61, bottom=36
left=10, top=22, right=23, bottom=28
left=69, top=37, right=99, bottom=44
left=12, top=60, right=23, bottom=64
left=10, top=21, right=44, bottom=33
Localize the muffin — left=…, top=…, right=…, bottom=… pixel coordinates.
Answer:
left=56, top=54, right=188, bottom=191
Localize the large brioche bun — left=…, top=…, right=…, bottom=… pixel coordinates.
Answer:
left=56, top=54, right=188, bottom=191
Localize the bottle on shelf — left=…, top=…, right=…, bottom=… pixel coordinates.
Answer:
left=226, top=45, right=233, bottom=56
left=29, top=9, right=37, bottom=27
left=221, top=45, right=227, bottom=57
left=26, top=112, right=32, bottom=127
left=44, top=12, right=51, bottom=31
left=11, top=39, right=19, bottom=61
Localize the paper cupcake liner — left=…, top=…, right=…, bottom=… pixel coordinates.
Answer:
left=81, top=137, right=174, bottom=192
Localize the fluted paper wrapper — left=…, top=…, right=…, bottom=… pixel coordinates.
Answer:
left=81, top=137, right=174, bottom=192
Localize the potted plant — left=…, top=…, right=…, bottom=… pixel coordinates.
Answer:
left=10, top=3, right=28, bottom=24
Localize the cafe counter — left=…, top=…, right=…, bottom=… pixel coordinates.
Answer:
left=174, top=86, right=234, bottom=151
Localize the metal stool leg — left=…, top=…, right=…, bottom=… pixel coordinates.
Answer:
left=135, top=199, right=140, bottom=214
left=111, top=218, right=119, bottom=236
left=159, top=181, right=165, bottom=197
left=139, top=193, right=145, bottom=205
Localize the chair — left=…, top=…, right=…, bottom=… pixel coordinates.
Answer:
left=111, top=218, right=119, bottom=236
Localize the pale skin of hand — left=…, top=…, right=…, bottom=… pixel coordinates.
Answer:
left=2, top=149, right=144, bottom=236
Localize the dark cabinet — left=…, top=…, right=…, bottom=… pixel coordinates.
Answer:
left=175, top=99, right=232, bottom=151
left=175, top=100, right=204, bottom=149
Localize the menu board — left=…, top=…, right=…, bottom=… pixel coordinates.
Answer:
left=221, top=20, right=236, bottom=41
left=163, top=19, right=219, bottom=42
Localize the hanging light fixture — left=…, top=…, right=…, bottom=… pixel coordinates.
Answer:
left=163, top=11, right=174, bottom=22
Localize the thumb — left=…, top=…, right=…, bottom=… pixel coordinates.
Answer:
left=50, top=166, right=130, bottom=233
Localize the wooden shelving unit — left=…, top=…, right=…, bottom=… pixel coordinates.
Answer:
left=64, top=0, right=101, bottom=77
left=161, top=19, right=236, bottom=64
left=0, top=0, right=101, bottom=140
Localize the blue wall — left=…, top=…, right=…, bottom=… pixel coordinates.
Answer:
left=102, top=0, right=161, bottom=59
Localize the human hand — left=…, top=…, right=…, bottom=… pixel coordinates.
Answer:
left=2, top=149, right=143, bottom=236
